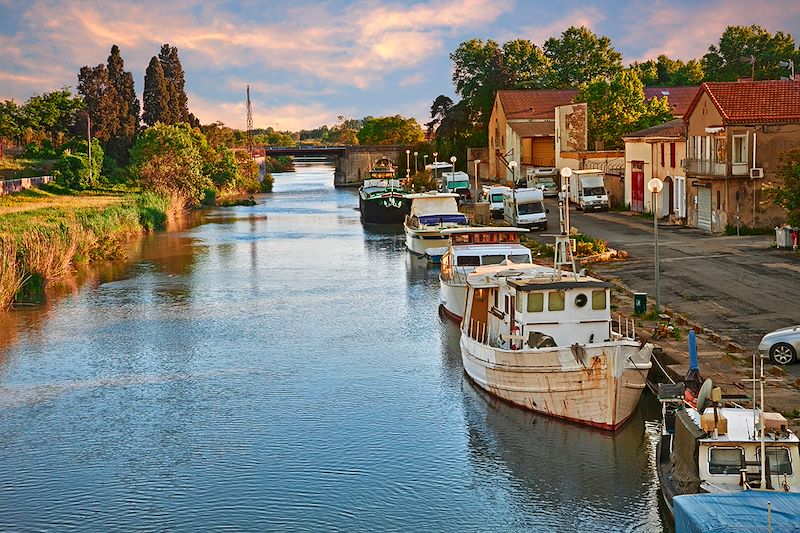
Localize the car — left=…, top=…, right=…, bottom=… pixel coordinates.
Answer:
left=453, top=187, right=471, bottom=205
left=757, top=325, right=800, bottom=365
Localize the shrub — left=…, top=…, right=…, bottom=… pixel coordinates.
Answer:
left=261, top=173, right=274, bottom=193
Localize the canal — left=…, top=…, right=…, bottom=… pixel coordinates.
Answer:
left=0, top=162, right=669, bottom=531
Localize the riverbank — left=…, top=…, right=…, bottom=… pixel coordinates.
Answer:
left=0, top=185, right=184, bottom=310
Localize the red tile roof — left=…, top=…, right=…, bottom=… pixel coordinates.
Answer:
left=498, top=90, right=578, bottom=119
left=623, top=118, right=685, bottom=140
left=687, top=80, right=800, bottom=124
left=643, top=86, right=699, bottom=117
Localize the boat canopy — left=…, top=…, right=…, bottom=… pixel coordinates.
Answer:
left=673, top=492, right=800, bottom=533
left=418, top=214, right=468, bottom=226
left=409, top=195, right=460, bottom=217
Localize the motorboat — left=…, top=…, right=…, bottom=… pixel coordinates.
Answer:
left=438, top=227, right=531, bottom=320
left=358, top=159, right=410, bottom=224
left=404, top=192, right=468, bottom=261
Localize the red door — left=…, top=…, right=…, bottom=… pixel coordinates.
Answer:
left=631, top=162, right=644, bottom=212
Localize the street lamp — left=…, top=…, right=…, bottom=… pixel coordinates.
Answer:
left=406, top=149, right=410, bottom=173
left=413, top=151, right=418, bottom=174
left=648, top=178, right=664, bottom=313
left=473, top=159, right=481, bottom=201
left=433, top=152, right=439, bottom=183
left=509, top=161, right=517, bottom=215
left=423, top=154, right=428, bottom=169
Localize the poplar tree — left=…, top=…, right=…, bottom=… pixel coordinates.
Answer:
left=106, top=45, right=140, bottom=161
left=77, top=64, right=118, bottom=142
left=158, top=44, right=190, bottom=123
left=142, top=56, right=169, bottom=126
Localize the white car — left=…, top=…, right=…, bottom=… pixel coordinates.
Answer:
left=757, top=325, right=800, bottom=365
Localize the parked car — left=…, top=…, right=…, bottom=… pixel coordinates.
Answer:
left=454, top=187, right=471, bottom=205
left=758, top=325, right=800, bottom=365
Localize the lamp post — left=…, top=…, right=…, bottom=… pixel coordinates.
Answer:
left=423, top=154, right=428, bottom=169
left=473, top=159, right=481, bottom=201
left=509, top=161, right=517, bottom=215
left=648, top=178, right=664, bottom=313
left=560, top=167, right=572, bottom=235
left=433, top=152, right=438, bottom=184
left=406, top=149, right=410, bottom=172
left=413, top=151, right=418, bottom=174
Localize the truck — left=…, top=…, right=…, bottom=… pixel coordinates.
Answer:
left=568, top=169, right=609, bottom=211
left=525, top=167, right=559, bottom=197
left=503, top=188, right=548, bottom=230
left=440, top=171, right=472, bottom=203
left=481, top=185, right=510, bottom=219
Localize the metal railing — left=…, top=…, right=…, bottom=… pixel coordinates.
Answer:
left=682, top=158, right=727, bottom=176
left=467, top=319, right=489, bottom=344
left=521, top=156, right=556, bottom=167
left=612, top=315, right=637, bottom=340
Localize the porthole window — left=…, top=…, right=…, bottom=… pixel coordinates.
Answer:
left=575, top=294, right=588, bottom=307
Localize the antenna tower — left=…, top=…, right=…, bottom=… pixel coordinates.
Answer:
left=246, top=85, right=254, bottom=154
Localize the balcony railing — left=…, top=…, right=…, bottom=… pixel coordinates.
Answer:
left=521, top=156, right=556, bottom=167
left=682, top=158, right=727, bottom=176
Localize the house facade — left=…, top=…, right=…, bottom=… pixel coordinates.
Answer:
left=682, top=79, right=800, bottom=232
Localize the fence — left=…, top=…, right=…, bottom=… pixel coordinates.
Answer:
left=0, top=175, right=55, bottom=196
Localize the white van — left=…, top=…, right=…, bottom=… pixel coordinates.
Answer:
left=503, top=188, right=548, bottom=230
left=482, top=185, right=510, bottom=219
left=568, top=169, right=609, bottom=211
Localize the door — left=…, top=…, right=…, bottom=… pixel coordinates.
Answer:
left=532, top=137, right=555, bottom=167
left=631, top=161, right=645, bottom=212
left=663, top=177, right=673, bottom=217
left=697, top=186, right=712, bottom=231
left=674, top=176, right=686, bottom=218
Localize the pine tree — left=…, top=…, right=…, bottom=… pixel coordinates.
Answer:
left=106, top=45, right=140, bottom=161
left=142, top=56, right=169, bottom=126
left=158, top=44, right=190, bottom=124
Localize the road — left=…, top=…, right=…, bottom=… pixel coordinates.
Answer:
left=528, top=198, right=800, bottom=377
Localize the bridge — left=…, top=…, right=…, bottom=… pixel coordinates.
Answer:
left=262, top=145, right=406, bottom=187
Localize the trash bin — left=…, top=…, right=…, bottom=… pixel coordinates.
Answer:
left=776, top=226, right=793, bottom=248
left=634, top=292, right=647, bottom=315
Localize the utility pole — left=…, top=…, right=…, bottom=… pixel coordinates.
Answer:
left=246, top=85, right=254, bottom=155
left=87, top=114, right=92, bottom=182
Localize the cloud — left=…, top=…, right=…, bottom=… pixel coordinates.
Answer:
left=514, top=7, right=607, bottom=45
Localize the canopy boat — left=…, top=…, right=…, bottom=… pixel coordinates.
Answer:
left=404, top=192, right=468, bottom=261
left=657, top=338, right=800, bottom=517
left=438, top=227, right=531, bottom=320
left=358, top=160, right=410, bottom=224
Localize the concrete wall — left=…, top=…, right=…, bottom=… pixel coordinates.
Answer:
left=1, top=175, right=54, bottom=195
left=334, top=146, right=404, bottom=186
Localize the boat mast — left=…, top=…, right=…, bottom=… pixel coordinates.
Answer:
left=552, top=171, right=578, bottom=280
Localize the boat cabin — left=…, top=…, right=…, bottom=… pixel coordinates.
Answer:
left=464, top=263, right=613, bottom=350
left=440, top=228, right=532, bottom=282
left=405, top=193, right=467, bottom=229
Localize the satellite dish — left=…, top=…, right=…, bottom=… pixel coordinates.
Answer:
left=696, top=378, right=714, bottom=414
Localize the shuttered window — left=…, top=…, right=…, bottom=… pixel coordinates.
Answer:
left=670, top=143, right=676, bottom=168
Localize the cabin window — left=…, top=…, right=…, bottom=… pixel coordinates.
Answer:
left=527, top=293, right=544, bottom=312
left=591, top=290, right=607, bottom=310
left=708, top=447, right=743, bottom=474
left=452, top=234, right=471, bottom=245
left=516, top=294, right=525, bottom=313
left=457, top=256, right=480, bottom=266
left=574, top=294, right=588, bottom=307
left=507, top=254, right=530, bottom=264
left=474, top=232, right=499, bottom=244
left=474, top=288, right=488, bottom=301
left=757, top=448, right=793, bottom=475
left=548, top=291, right=565, bottom=311
left=481, top=254, right=505, bottom=265
left=498, top=232, right=516, bottom=243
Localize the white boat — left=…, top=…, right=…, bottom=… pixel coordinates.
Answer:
left=438, top=227, right=531, bottom=320
left=657, top=348, right=800, bottom=516
left=459, top=257, right=653, bottom=430
left=404, top=192, right=468, bottom=260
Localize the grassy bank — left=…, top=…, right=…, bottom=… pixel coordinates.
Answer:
left=0, top=188, right=184, bottom=310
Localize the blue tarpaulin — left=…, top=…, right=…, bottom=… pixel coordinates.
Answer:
left=417, top=214, right=468, bottom=225
left=674, top=492, right=800, bottom=532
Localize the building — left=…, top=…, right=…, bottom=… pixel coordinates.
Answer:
left=682, top=78, right=800, bottom=232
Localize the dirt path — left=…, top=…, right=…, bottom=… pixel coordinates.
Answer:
left=0, top=195, right=124, bottom=216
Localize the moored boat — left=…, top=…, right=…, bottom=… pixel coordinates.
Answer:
left=358, top=160, right=410, bottom=224
left=404, top=192, right=468, bottom=261
left=438, top=227, right=531, bottom=320
left=459, top=257, right=653, bottom=430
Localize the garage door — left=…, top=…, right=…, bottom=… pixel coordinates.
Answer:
left=697, top=186, right=712, bottom=232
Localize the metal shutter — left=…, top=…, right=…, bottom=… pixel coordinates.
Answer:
left=697, top=187, right=712, bottom=231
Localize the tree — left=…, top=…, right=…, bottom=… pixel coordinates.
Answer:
left=142, top=56, right=170, bottom=126
left=130, top=123, right=210, bottom=204
left=426, top=95, right=453, bottom=137
left=19, top=89, right=82, bottom=147
left=703, top=25, right=799, bottom=81
left=357, top=115, right=424, bottom=145
left=106, top=45, right=139, bottom=161
left=501, top=39, right=552, bottom=89
left=767, top=149, right=800, bottom=226
left=0, top=100, right=25, bottom=145
left=630, top=55, right=704, bottom=86
left=577, top=70, right=673, bottom=149
left=544, top=26, right=623, bottom=88
left=53, top=138, right=103, bottom=189
left=329, top=116, right=361, bottom=145
left=77, top=64, right=118, bottom=142
left=159, top=44, right=190, bottom=123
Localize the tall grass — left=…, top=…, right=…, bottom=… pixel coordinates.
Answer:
left=0, top=192, right=183, bottom=310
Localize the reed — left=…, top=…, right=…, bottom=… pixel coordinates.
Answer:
left=0, top=236, right=26, bottom=311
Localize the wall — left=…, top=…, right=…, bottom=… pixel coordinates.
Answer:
left=1, top=175, right=54, bottom=195
left=335, top=146, right=403, bottom=186
left=624, top=141, right=652, bottom=210
left=488, top=96, right=508, bottom=181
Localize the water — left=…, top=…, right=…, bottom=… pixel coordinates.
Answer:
left=0, top=162, right=669, bottom=531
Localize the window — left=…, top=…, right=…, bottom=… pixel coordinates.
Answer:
left=516, top=293, right=524, bottom=313
left=481, top=254, right=506, bottom=265
left=709, top=447, right=743, bottom=474
left=517, top=202, right=544, bottom=215
left=548, top=291, right=565, bottom=311
left=732, top=134, right=747, bottom=164
left=456, top=256, right=480, bottom=266
left=717, top=190, right=721, bottom=209
left=491, top=194, right=505, bottom=203
left=574, top=294, right=588, bottom=307
left=670, top=142, right=676, bottom=168
left=507, top=253, right=531, bottom=263
left=757, top=448, right=793, bottom=475
left=527, top=292, right=544, bottom=312
left=660, top=143, right=665, bottom=167
left=592, top=290, right=607, bottom=310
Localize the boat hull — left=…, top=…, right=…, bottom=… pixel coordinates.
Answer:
left=405, top=227, right=450, bottom=258
left=460, top=334, right=653, bottom=429
left=359, top=194, right=409, bottom=224
left=439, top=279, right=467, bottom=321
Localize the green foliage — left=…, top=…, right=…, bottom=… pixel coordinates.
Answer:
left=261, top=173, right=274, bottom=193
left=573, top=233, right=608, bottom=256
left=78, top=64, right=118, bottom=143
left=136, top=191, right=170, bottom=231
left=723, top=224, right=774, bottom=235
left=630, top=55, right=705, bottom=86
left=407, top=170, right=437, bottom=192
left=23, top=141, right=57, bottom=159
left=143, top=56, right=170, bottom=127
left=543, top=26, right=623, bottom=88
left=703, top=25, right=799, bottom=81
left=357, top=115, right=424, bottom=145
left=577, top=70, right=673, bottom=149
left=209, top=148, right=239, bottom=188
left=53, top=139, right=103, bottom=189
left=158, top=44, right=190, bottom=124
left=130, top=123, right=210, bottom=205
left=104, top=45, right=140, bottom=163
left=765, top=149, right=800, bottom=226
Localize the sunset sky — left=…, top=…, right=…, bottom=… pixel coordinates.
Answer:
left=1, top=0, right=799, bottom=131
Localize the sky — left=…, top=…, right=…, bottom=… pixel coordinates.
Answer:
left=1, top=0, right=799, bottom=131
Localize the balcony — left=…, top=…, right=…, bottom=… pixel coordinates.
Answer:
left=683, top=158, right=727, bottom=177
left=521, top=156, right=556, bottom=167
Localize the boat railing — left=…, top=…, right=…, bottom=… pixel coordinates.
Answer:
left=443, top=266, right=471, bottom=284
left=611, top=314, right=637, bottom=340
left=467, top=319, right=489, bottom=344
